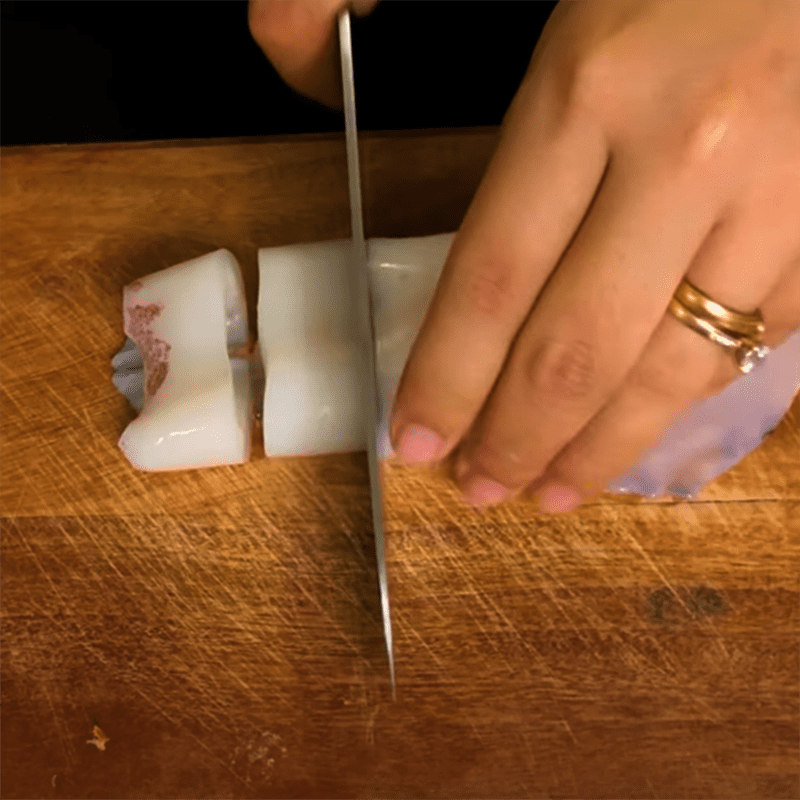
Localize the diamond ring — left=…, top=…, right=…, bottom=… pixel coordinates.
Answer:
left=668, top=283, right=769, bottom=375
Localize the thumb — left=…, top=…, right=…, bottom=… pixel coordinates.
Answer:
left=249, top=0, right=378, bottom=109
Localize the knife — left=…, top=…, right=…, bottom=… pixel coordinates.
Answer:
left=338, top=9, right=396, bottom=696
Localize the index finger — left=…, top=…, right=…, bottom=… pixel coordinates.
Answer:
left=389, top=85, right=608, bottom=462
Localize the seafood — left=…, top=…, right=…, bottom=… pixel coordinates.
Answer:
left=113, top=237, right=800, bottom=499
left=115, top=249, right=252, bottom=471
left=256, top=234, right=453, bottom=458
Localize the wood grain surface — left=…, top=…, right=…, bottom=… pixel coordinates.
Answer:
left=1, top=129, right=798, bottom=800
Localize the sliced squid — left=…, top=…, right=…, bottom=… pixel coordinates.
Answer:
left=114, top=249, right=252, bottom=471
left=256, top=234, right=454, bottom=457
left=256, top=240, right=366, bottom=456
left=256, top=234, right=799, bottom=498
left=114, top=238, right=799, bottom=501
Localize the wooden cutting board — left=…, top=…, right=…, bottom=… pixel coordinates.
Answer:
left=2, top=129, right=798, bottom=800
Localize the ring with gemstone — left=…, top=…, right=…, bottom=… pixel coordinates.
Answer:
left=667, top=294, right=770, bottom=374
left=672, top=278, right=765, bottom=339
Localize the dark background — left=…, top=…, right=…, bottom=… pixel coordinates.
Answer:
left=1, top=0, right=557, bottom=146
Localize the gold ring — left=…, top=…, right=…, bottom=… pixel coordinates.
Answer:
left=668, top=296, right=770, bottom=374
left=672, top=278, right=765, bottom=338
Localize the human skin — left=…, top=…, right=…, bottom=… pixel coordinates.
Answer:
left=250, top=0, right=800, bottom=512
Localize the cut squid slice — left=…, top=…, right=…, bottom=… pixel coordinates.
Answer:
left=256, top=235, right=454, bottom=457
left=257, top=240, right=367, bottom=456
left=115, top=249, right=252, bottom=471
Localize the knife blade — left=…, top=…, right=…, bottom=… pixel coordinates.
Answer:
left=338, top=9, right=396, bottom=696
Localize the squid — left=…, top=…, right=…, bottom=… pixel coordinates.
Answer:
left=112, top=236, right=800, bottom=499
left=114, top=250, right=252, bottom=471
left=257, top=234, right=451, bottom=458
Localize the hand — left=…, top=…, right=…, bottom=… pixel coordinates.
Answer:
left=248, top=0, right=378, bottom=109
left=389, top=0, right=800, bottom=511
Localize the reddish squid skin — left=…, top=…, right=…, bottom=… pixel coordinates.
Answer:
left=125, top=303, right=171, bottom=398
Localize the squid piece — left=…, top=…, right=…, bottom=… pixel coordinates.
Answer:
left=114, top=249, right=252, bottom=471
left=113, top=239, right=799, bottom=501
left=256, top=234, right=800, bottom=498
left=256, top=234, right=453, bottom=458
left=256, top=240, right=367, bottom=456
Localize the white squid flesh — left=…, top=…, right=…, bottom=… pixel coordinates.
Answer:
left=116, top=249, right=251, bottom=471
left=113, top=236, right=800, bottom=499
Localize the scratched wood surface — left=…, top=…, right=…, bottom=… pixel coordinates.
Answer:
left=1, top=130, right=798, bottom=800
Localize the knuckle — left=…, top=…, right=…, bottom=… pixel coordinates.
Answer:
left=248, top=0, right=335, bottom=54
left=457, top=260, right=518, bottom=321
left=248, top=2, right=290, bottom=48
left=570, top=48, right=612, bottom=103
left=702, top=364, right=736, bottom=399
left=567, top=43, right=627, bottom=116
left=628, top=361, right=695, bottom=407
left=676, top=106, right=743, bottom=169
left=394, top=364, right=477, bottom=440
left=472, top=436, right=533, bottom=490
left=521, top=337, right=599, bottom=403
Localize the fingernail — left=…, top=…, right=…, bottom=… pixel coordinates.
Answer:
left=462, top=475, right=509, bottom=506
left=537, top=483, right=582, bottom=514
left=396, top=424, right=445, bottom=463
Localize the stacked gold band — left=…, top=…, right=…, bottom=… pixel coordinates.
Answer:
left=674, top=279, right=765, bottom=338
left=668, top=279, right=769, bottom=374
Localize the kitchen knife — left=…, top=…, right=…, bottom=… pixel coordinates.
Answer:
left=338, top=9, right=396, bottom=696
